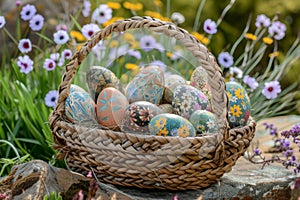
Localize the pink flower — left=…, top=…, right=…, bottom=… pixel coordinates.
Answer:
left=43, top=58, right=56, bottom=71
left=243, top=75, right=258, bottom=90
left=262, top=81, right=281, bottom=99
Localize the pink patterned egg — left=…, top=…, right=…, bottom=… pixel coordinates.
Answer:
left=96, top=87, right=128, bottom=130
left=163, top=74, right=187, bottom=103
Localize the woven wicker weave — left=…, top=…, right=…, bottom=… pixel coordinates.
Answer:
left=49, top=16, right=256, bottom=190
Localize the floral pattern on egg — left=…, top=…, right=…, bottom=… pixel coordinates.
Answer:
left=190, top=66, right=212, bottom=102
left=226, top=81, right=251, bottom=128
left=189, top=110, right=218, bottom=135
left=65, top=90, right=97, bottom=124
left=172, top=85, right=210, bottom=119
left=125, top=66, right=164, bottom=105
left=86, top=66, right=121, bottom=102
left=121, top=101, right=162, bottom=133
left=149, top=113, right=196, bottom=137
left=96, top=87, right=128, bottom=130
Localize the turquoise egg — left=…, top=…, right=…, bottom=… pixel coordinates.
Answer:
left=120, top=101, right=162, bottom=134
left=86, top=66, right=121, bottom=102
left=149, top=113, right=196, bottom=137
left=226, top=82, right=251, bottom=128
left=172, top=85, right=210, bottom=119
left=125, top=66, right=164, bottom=105
left=65, top=90, right=97, bottom=124
left=189, top=110, right=218, bottom=135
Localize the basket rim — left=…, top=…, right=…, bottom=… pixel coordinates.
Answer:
left=49, top=16, right=229, bottom=141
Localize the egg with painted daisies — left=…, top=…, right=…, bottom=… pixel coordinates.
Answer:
left=226, top=81, right=251, bottom=128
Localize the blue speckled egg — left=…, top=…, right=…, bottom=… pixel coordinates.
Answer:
left=65, top=90, right=97, bottom=124
left=86, top=66, right=121, bottom=102
left=163, top=74, right=187, bottom=103
left=226, top=81, right=251, bottom=128
left=125, top=66, right=164, bottom=105
left=172, top=85, right=210, bottom=119
left=189, top=110, right=218, bottom=135
left=149, top=113, right=196, bottom=137
left=70, top=84, right=86, bottom=93
left=121, top=101, right=162, bottom=134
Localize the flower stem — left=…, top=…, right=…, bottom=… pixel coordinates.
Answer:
left=193, top=0, right=206, bottom=32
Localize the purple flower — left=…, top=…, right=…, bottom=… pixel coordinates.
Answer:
left=268, top=21, right=286, bottom=40
left=29, top=14, right=44, bottom=31
left=16, top=1, right=21, bottom=7
left=140, top=35, right=157, bottom=52
left=218, top=52, right=234, bottom=68
left=0, top=16, right=6, bottom=29
left=16, top=55, right=34, bottom=74
left=243, top=75, right=259, bottom=90
left=92, top=4, right=112, bottom=24
left=81, top=23, right=100, bottom=39
left=127, top=49, right=141, bottom=59
left=283, top=149, right=294, bottom=158
left=44, top=90, right=58, bottom=108
left=203, top=19, right=217, bottom=34
left=149, top=60, right=166, bottom=71
left=20, top=4, right=37, bottom=21
left=50, top=53, right=60, bottom=61
left=56, top=24, right=67, bottom=31
left=53, top=30, right=69, bottom=45
left=18, top=38, right=32, bottom=53
left=291, top=123, right=300, bottom=134
left=82, top=0, right=91, bottom=17
left=62, top=49, right=72, bottom=60
left=262, top=81, right=281, bottom=99
left=281, top=139, right=290, bottom=148
left=255, top=14, right=271, bottom=28
left=43, top=58, right=56, bottom=71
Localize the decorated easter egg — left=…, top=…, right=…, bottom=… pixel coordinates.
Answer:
left=189, top=110, right=218, bottom=135
left=226, top=81, right=251, bottom=128
left=125, top=66, right=164, bottom=105
left=158, top=104, right=173, bottom=114
left=70, top=84, right=86, bottom=93
left=121, top=101, right=162, bottom=133
left=86, top=66, right=121, bottom=102
left=149, top=113, right=196, bottom=137
left=172, top=85, right=210, bottom=119
left=190, top=66, right=209, bottom=90
left=65, top=90, right=97, bottom=124
left=163, top=74, right=187, bottom=103
left=96, top=87, right=128, bottom=130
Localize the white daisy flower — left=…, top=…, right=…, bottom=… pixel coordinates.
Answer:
left=18, top=39, right=32, bottom=53
left=16, top=55, right=34, bottom=74
left=91, top=4, right=112, bottom=24
left=44, top=90, right=59, bottom=108
left=81, top=23, right=100, bottom=39
left=43, top=58, right=56, bottom=71
left=53, top=30, right=69, bottom=45
left=0, top=16, right=6, bottom=29
left=171, top=12, right=185, bottom=24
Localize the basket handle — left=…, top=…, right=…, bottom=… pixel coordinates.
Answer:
left=49, top=16, right=229, bottom=139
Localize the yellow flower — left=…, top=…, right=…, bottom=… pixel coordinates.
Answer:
left=125, top=63, right=139, bottom=70
left=191, top=32, right=209, bottom=45
left=123, top=2, right=143, bottom=11
left=144, top=11, right=171, bottom=22
left=76, top=44, right=83, bottom=51
left=269, top=51, right=279, bottom=58
left=109, top=40, right=119, bottom=48
left=197, top=125, right=205, bottom=132
left=234, top=88, right=244, bottom=99
left=123, top=32, right=135, bottom=42
left=230, top=105, right=242, bottom=117
left=155, top=117, right=167, bottom=129
left=263, top=37, right=273, bottom=45
left=245, top=33, right=257, bottom=41
left=107, top=2, right=121, bottom=9
left=166, top=52, right=173, bottom=58
left=120, top=74, right=129, bottom=83
left=103, top=17, right=124, bottom=27
left=157, top=128, right=169, bottom=136
left=70, top=30, right=85, bottom=42
left=227, top=92, right=232, bottom=100
left=178, top=126, right=189, bottom=138
left=154, top=0, right=162, bottom=7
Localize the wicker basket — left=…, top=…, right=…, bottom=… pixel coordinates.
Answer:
left=49, top=16, right=256, bottom=190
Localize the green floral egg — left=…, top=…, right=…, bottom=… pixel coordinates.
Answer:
left=226, top=82, right=251, bottom=128
left=149, top=113, right=196, bottom=137
left=189, top=110, right=218, bottom=135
